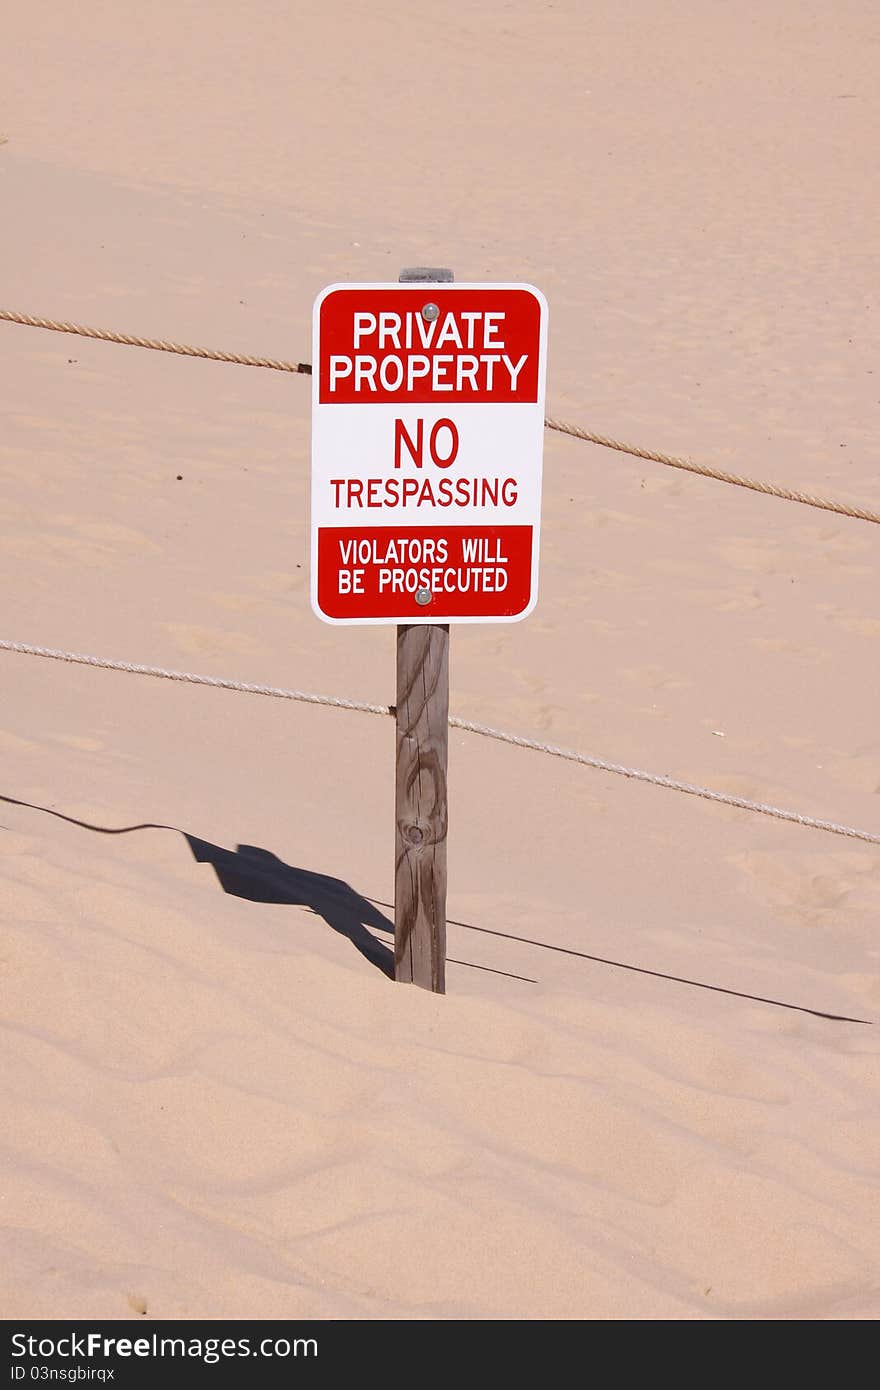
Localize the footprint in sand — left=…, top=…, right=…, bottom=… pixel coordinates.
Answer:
left=715, top=586, right=764, bottom=614
left=731, top=849, right=863, bottom=921
left=715, top=538, right=781, bottom=575
left=163, top=622, right=260, bottom=658
left=817, top=604, right=880, bottom=638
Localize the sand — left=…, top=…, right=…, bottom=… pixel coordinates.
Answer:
left=1, top=2, right=878, bottom=1320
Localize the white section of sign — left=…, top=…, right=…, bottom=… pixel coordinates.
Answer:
left=311, top=403, right=544, bottom=530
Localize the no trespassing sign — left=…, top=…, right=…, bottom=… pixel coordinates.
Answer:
left=310, top=282, right=548, bottom=624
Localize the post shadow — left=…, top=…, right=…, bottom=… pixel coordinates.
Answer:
left=184, top=836, right=395, bottom=976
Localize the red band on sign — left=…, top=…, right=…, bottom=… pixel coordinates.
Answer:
left=318, top=289, right=541, bottom=405
left=317, top=525, right=533, bottom=619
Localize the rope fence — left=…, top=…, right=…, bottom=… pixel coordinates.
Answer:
left=2, top=306, right=878, bottom=848
left=3, top=306, right=879, bottom=525
left=0, top=308, right=311, bottom=376
left=543, top=418, right=880, bottom=526
left=3, top=639, right=879, bottom=849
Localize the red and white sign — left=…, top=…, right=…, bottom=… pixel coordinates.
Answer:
left=311, top=282, right=547, bottom=624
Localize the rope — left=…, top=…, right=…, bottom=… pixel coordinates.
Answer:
left=3, top=638, right=879, bottom=848
left=0, top=309, right=312, bottom=376
left=3, top=304, right=877, bottom=525
left=448, top=716, right=880, bottom=845
left=544, top=418, right=880, bottom=526
left=0, top=640, right=387, bottom=717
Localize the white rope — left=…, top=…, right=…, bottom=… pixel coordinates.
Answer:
left=3, top=638, right=880, bottom=848
left=448, top=717, right=880, bottom=845
left=0, top=640, right=389, bottom=717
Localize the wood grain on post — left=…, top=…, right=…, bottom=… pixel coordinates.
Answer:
left=394, top=266, right=453, bottom=993
left=394, top=623, right=449, bottom=992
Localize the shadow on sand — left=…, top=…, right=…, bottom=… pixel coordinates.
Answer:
left=0, top=793, right=531, bottom=981
left=0, top=792, right=871, bottom=1018
left=185, top=836, right=395, bottom=976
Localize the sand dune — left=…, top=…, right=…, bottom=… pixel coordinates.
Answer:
left=1, top=2, right=878, bottom=1320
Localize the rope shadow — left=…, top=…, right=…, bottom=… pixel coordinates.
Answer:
left=366, top=899, right=873, bottom=1026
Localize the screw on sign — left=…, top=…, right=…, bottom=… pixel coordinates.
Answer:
left=310, top=270, right=548, bottom=991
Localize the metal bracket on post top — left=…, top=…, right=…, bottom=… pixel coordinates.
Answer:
left=398, top=267, right=454, bottom=283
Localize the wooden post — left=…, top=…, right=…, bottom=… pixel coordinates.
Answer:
left=395, top=622, right=449, bottom=992
left=394, top=266, right=453, bottom=993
